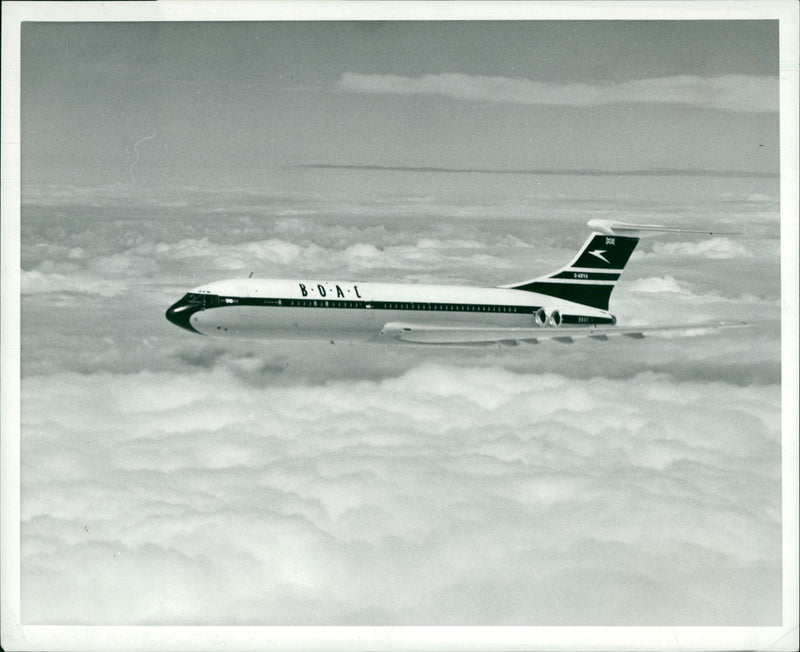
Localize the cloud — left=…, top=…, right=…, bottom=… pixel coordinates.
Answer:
left=338, top=73, right=779, bottom=113
left=625, top=275, right=687, bottom=294
left=21, top=363, right=781, bottom=624
left=21, top=269, right=128, bottom=297
left=648, top=237, right=754, bottom=260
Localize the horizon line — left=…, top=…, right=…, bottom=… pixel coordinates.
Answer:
left=292, top=164, right=778, bottom=179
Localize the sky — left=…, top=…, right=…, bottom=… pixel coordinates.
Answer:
left=20, top=20, right=779, bottom=188
left=4, top=5, right=796, bottom=648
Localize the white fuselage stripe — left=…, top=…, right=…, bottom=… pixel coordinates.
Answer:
left=533, top=279, right=617, bottom=285
left=565, top=267, right=624, bottom=273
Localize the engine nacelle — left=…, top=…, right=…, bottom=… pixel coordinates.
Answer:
left=534, top=307, right=562, bottom=327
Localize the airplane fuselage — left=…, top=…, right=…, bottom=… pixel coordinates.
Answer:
left=165, top=221, right=735, bottom=345
left=166, top=278, right=615, bottom=342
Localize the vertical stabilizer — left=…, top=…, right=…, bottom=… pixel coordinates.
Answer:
left=502, top=231, right=639, bottom=310
left=501, top=220, right=735, bottom=311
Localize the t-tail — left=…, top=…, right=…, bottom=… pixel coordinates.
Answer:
left=501, top=219, right=734, bottom=311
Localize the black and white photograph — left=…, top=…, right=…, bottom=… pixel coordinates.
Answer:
left=2, top=1, right=798, bottom=650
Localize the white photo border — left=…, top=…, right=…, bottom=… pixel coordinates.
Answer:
left=2, top=2, right=797, bottom=650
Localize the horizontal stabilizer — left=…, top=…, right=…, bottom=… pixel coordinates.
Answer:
left=379, top=321, right=748, bottom=346
left=587, top=219, right=739, bottom=237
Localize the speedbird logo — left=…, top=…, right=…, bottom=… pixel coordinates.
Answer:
left=588, top=249, right=611, bottom=264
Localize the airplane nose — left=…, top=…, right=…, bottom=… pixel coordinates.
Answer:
left=165, top=295, right=203, bottom=334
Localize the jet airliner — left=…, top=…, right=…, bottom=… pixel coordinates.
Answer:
left=165, top=220, right=740, bottom=345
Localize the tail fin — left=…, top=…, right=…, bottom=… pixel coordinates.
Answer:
left=501, top=220, right=734, bottom=311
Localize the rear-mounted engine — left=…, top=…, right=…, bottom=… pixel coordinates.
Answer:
left=534, top=307, right=562, bottom=327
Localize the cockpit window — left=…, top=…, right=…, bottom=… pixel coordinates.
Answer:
left=184, top=292, right=220, bottom=308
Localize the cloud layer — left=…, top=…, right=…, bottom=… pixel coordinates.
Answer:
left=18, top=171, right=782, bottom=624
left=22, top=363, right=781, bottom=625
left=339, top=73, right=779, bottom=113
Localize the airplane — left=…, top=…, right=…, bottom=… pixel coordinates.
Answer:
left=165, top=219, right=744, bottom=346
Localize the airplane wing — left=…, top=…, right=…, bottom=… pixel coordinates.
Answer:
left=378, top=321, right=748, bottom=345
